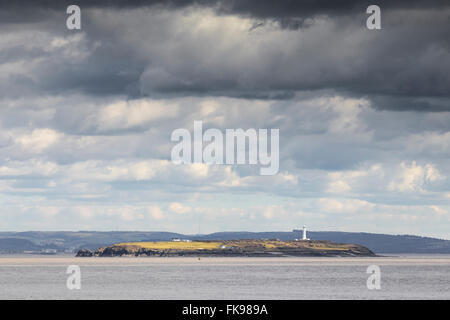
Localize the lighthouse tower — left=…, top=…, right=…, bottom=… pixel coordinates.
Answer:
left=302, top=225, right=310, bottom=240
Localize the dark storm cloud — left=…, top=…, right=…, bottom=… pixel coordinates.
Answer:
left=1, top=1, right=447, bottom=34
left=1, top=0, right=448, bottom=17
left=0, top=0, right=449, bottom=111
left=369, top=96, right=450, bottom=112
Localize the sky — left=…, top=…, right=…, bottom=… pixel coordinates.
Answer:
left=0, top=1, right=449, bottom=238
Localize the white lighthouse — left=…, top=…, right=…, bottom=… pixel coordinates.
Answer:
left=302, top=225, right=310, bottom=240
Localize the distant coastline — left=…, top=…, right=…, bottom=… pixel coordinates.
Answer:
left=2, top=230, right=450, bottom=255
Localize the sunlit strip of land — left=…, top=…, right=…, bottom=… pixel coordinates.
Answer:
left=116, top=241, right=223, bottom=250
left=116, top=240, right=350, bottom=251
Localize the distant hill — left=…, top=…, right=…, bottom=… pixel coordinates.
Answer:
left=0, top=238, right=43, bottom=253
left=0, top=231, right=449, bottom=254
left=306, top=231, right=450, bottom=254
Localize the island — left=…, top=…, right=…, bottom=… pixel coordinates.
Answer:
left=76, top=239, right=376, bottom=257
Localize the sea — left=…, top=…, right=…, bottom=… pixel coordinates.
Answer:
left=0, top=254, right=449, bottom=299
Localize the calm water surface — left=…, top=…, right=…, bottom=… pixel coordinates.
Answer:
left=0, top=254, right=449, bottom=299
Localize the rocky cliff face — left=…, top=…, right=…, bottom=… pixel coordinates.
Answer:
left=75, top=249, right=93, bottom=257
left=76, top=240, right=376, bottom=257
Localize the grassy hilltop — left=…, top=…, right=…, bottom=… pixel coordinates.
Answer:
left=117, top=240, right=350, bottom=251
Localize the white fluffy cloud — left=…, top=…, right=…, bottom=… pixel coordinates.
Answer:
left=97, top=99, right=179, bottom=131
left=14, top=128, right=62, bottom=153
left=169, top=202, right=192, bottom=214
left=0, top=93, right=449, bottom=237
left=388, top=162, right=445, bottom=193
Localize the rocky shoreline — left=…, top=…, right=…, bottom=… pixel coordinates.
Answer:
left=76, top=240, right=376, bottom=257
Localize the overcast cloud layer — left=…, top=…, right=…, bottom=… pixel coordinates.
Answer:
left=0, top=1, right=449, bottom=238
